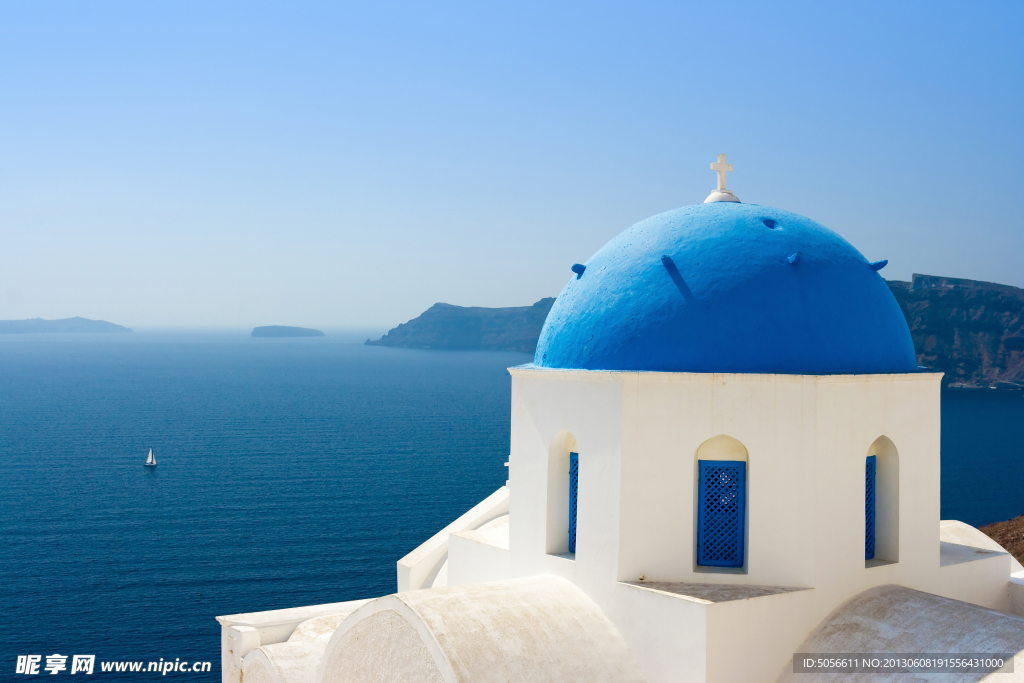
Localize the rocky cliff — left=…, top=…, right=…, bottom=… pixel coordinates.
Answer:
left=366, top=298, right=555, bottom=353
left=979, top=515, right=1024, bottom=563
left=888, top=274, right=1024, bottom=389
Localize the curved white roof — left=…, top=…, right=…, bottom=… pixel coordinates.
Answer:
left=317, top=575, right=645, bottom=683
left=777, top=584, right=1024, bottom=682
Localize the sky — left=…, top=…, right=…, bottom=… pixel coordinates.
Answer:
left=1, top=0, right=1022, bottom=329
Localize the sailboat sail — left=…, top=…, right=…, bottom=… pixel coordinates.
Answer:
left=145, top=448, right=156, bottom=466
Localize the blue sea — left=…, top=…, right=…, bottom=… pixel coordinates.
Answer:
left=2, top=333, right=1023, bottom=679
left=0, top=333, right=521, bottom=678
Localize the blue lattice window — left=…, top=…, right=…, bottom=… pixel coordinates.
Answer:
left=865, top=455, right=876, bottom=560
left=697, top=460, right=746, bottom=568
left=568, top=452, right=579, bottom=553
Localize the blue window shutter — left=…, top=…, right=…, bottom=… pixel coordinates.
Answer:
left=568, top=452, right=579, bottom=553
left=865, top=455, right=877, bottom=560
left=697, top=460, right=746, bottom=568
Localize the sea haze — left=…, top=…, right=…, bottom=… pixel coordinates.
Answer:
left=1, top=333, right=1023, bottom=678
left=0, top=333, right=520, bottom=678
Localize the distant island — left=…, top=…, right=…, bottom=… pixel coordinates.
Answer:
left=366, top=276, right=1024, bottom=390
left=0, top=317, right=132, bottom=334
left=366, top=298, right=555, bottom=353
left=252, top=326, right=325, bottom=338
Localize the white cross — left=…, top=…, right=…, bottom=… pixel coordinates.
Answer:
left=710, top=154, right=733, bottom=191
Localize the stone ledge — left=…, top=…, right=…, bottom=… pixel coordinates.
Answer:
left=621, top=581, right=808, bottom=604
left=939, top=541, right=1005, bottom=567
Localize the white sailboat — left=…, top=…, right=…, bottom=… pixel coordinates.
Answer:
left=144, top=448, right=157, bottom=467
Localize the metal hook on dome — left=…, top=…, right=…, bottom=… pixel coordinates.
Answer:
left=869, top=260, right=888, bottom=272
left=571, top=264, right=586, bottom=279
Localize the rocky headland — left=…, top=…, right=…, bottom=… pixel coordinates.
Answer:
left=366, top=299, right=555, bottom=353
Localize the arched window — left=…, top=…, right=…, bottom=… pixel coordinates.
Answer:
left=546, top=431, right=577, bottom=556
left=696, top=436, right=748, bottom=568
left=866, top=436, right=899, bottom=565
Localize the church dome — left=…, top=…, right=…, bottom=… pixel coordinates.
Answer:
left=534, top=202, right=918, bottom=374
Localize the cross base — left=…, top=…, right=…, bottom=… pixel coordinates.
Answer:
left=704, top=190, right=741, bottom=204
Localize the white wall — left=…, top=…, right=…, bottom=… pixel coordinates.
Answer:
left=508, top=369, right=625, bottom=607
left=498, top=367, right=1019, bottom=682
left=509, top=369, right=945, bottom=593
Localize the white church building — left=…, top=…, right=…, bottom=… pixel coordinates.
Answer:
left=218, top=158, right=1024, bottom=682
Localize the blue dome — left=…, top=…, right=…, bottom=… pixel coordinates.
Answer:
left=534, top=202, right=918, bottom=374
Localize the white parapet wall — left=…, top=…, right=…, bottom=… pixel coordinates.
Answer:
left=447, top=514, right=512, bottom=586
left=396, top=486, right=509, bottom=591
left=216, top=600, right=370, bottom=683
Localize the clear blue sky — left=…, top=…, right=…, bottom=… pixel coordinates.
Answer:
left=1, top=1, right=1021, bottom=328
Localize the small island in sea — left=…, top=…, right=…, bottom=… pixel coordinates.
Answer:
left=0, top=317, right=132, bottom=334
left=252, top=325, right=325, bottom=338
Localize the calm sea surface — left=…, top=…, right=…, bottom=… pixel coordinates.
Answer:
left=0, top=334, right=521, bottom=677
left=1, top=333, right=1023, bottom=677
